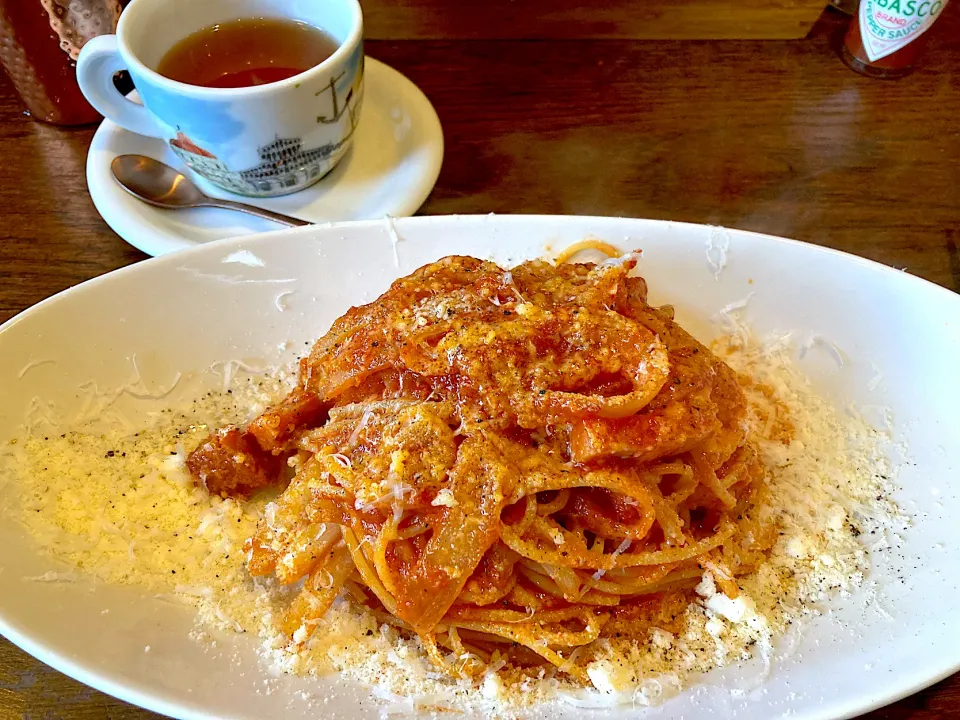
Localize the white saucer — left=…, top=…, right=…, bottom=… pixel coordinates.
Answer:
left=86, top=58, right=444, bottom=257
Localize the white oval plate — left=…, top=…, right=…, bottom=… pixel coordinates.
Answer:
left=86, top=58, right=444, bottom=257
left=1, top=216, right=958, bottom=720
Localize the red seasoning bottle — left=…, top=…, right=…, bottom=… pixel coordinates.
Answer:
left=841, top=0, right=950, bottom=78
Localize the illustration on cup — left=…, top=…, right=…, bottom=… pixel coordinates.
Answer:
left=169, top=61, right=364, bottom=196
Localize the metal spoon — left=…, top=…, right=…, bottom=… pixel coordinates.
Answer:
left=111, top=154, right=310, bottom=227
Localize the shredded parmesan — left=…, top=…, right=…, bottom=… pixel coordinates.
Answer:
left=800, top=334, right=846, bottom=369
left=17, top=358, right=56, bottom=380
left=431, top=488, right=457, bottom=508
left=0, top=330, right=903, bottom=714
left=600, top=251, right=642, bottom=268
left=347, top=407, right=375, bottom=447
left=209, top=360, right=270, bottom=395
left=588, top=538, right=631, bottom=584
left=714, top=293, right=754, bottom=349
left=25, top=570, right=81, bottom=583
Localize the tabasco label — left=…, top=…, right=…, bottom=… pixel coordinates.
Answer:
left=858, top=0, right=948, bottom=60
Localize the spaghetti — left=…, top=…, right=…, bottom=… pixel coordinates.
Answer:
left=187, top=253, right=774, bottom=685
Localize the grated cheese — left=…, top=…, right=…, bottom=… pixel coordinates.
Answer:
left=714, top=293, right=755, bottom=349
left=274, top=291, right=294, bottom=312
left=430, top=488, right=457, bottom=508
left=17, top=358, right=57, bottom=380
left=0, top=331, right=903, bottom=714
left=600, top=251, right=642, bottom=269
left=800, top=334, right=846, bottom=369
left=25, top=570, right=80, bottom=583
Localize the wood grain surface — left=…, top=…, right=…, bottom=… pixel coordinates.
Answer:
left=359, top=0, right=827, bottom=40
left=1, top=6, right=959, bottom=718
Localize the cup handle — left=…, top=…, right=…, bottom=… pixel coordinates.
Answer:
left=77, top=35, right=162, bottom=138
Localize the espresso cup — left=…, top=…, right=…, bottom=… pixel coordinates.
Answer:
left=77, top=0, right=364, bottom=198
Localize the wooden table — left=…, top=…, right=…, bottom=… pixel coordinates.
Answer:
left=1, top=6, right=958, bottom=718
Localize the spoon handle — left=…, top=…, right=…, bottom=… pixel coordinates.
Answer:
left=205, top=199, right=311, bottom=227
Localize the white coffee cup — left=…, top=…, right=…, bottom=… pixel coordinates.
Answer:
left=77, top=0, right=364, bottom=198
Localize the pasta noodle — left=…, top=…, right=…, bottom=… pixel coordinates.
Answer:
left=187, top=251, right=774, bottom=684
left=553, top=238, right=622, bottom=264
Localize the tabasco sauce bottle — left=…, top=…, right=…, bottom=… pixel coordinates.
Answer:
left=841, top=0, right=950, bottom=78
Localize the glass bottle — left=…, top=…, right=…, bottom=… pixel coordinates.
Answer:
left=0, top=0, right=122, bottom=125
left=841, top=0, right=950, bottom=78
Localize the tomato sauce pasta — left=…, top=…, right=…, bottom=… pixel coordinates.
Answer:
left=187, top=253, right=774, bottom=684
